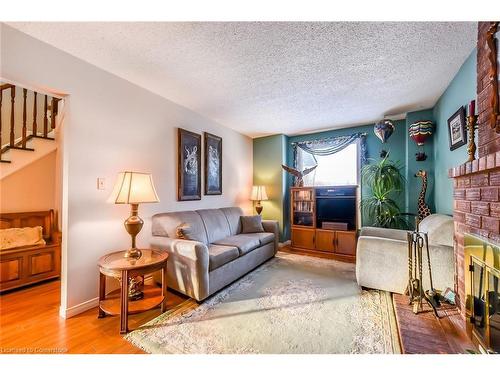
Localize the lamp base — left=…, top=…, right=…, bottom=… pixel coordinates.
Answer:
left=124, top=247, right=142, bottom=259
left=255, top=201, right=263, bottom=215
left=123, top=203, right=144, bottom=259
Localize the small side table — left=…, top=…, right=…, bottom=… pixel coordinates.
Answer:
left=97, top=249, right=168, bottom=334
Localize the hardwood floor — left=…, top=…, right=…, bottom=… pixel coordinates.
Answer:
left=393, top=293, right=475, bottom=354
left=0, top=279, right=190, bottom=354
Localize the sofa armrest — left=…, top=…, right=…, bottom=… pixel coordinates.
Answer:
left=262, top=220, right=279, bottom=254
left=359, top=226, right=408, bottom=242
left=150, top=236, right=210, bottom=300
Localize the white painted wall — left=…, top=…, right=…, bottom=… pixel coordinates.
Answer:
left=0, top=24, right=253, bottom=315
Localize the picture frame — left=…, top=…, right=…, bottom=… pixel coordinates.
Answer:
left=178, top=128, right=201, bottom=201
left=204, top=132, right=222, bottom=195
left=447, top=106, right=467, bottom=151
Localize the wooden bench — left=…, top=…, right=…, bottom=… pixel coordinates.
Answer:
left=0, top=210, right=61, bottom=292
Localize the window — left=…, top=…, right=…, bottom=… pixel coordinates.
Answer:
left=296, top=142, right=358, bottom=186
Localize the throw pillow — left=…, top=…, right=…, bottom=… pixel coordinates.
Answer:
left=175, top=223, right=195, bottom=240
left=241, top=215, right=265, bottom=233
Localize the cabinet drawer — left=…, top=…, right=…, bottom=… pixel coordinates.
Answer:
left=315, top=230, right=335, bottom=252
left=291, top=228, right=315, bottom=249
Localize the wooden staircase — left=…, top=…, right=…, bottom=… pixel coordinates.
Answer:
left=0, top=83, right=61, bottom=171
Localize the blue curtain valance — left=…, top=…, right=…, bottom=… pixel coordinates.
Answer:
left=292, top=132, right=367, bottom=165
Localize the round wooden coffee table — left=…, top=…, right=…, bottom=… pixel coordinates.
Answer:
left=97, top=249, right=168, bottom=334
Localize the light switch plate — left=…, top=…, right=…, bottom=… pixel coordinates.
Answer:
left=97, top=178, right=106, bottom=190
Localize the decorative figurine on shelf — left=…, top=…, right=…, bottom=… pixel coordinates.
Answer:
left=415, top=170, right=432, bottom=221
left=467, top=100, right=478, bottom=162
left=281, top=164, right=317, bottom=187
left=374, top=119, right=395, bottom=143
left=409, top=120, right=433, bottom=161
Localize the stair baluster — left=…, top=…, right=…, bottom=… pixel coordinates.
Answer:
left=22, top=88, right=27, bottom=148
left=43, top=95, right=48, bottom=138
left=10, top=86, right=15, bottom=147
left=32, top=92, right=37, bottom=137
left=50, top=97, right=58, bottom=130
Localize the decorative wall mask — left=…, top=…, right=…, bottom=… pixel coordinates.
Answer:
left=374, top=119, right=395, bottom=143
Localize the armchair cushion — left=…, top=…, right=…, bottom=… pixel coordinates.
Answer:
left=419, top=214, right=454, bottom=247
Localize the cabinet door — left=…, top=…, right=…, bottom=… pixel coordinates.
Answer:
left=335, top=231, right=357, bottom=256
left=291, top=228, right=315, bottom=249
left=315, top=230, right=335, bottom=252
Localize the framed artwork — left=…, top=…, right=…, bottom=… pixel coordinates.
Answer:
left=447, top=107, right=467, bottom=151
left=177, top=128, right=201, bottom=201
left=204, top=132, right=222, bottom=195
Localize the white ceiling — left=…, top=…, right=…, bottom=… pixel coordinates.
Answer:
left=8, top=22, right=476, bottom=138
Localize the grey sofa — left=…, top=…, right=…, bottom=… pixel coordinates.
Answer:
left=356, top=214, right=455, bottom=294
left=150, top=207, right=279, bottom=301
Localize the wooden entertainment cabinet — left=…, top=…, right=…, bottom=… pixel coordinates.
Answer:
left=290, top=187, right=357, bottom=262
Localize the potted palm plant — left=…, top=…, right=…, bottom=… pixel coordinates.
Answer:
left=361, top=154, right=409, bottom=229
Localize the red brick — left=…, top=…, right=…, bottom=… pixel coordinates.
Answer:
left=466, top=213, right=481, bottom=228
left=454, top=189, right=466, bottom=200
left=460, top=164, right=466, bottom=175
left=489, top=232, right=500, bottom=243
left=455, top=200, right=471, bottom=212
left=471, top=173, right=489, bottom=187
left=496, top=152, right=500, bottom=167
left=457, top=176, right=471, bottom=188
left=479, top=156, right=488, bottom=171
left=465, top=162, right=472, bottom=175
left=487, top=153, right=496, bottom=169
left=491, top=202, right=500, bottom=217
left=481, top=186, right=499, bottom=201
left=470, top=227, right=490, bottom=238
left=454, top=211, right=466, bottom=223
left=466, top=188, right=481, bottom=201
left=482, top=216, right=500, bottom=234
left=472, top=159, right=479, bottom=173
left=471, top=201, right=489, bottom=215
left=490, top=170, right=500, bottom=186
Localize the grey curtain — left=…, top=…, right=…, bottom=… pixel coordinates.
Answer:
left=292, top=132, right=367, bottom=169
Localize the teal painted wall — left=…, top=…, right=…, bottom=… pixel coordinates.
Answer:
left=405, top=109, right=435, bottom=216
left=432, top=49, right=477, bottom=215
left=253, top=134, right=288, bottom=240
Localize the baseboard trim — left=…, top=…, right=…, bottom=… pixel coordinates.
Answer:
left=59, top=297, right=99, bottom=319
left=59, top=275, right=155, bottom=319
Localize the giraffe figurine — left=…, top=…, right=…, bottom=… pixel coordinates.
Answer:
left=415, top=170, right=432, bottom=220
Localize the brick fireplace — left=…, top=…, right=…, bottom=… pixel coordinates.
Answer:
left=449, top=21, right=500, bottom=316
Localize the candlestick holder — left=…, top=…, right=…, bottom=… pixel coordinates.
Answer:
left=467, top=114, right=478, bottom=162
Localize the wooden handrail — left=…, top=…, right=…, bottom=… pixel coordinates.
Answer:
left=0, top=83, right=14, bottom=92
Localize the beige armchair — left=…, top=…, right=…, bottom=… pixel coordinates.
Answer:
left=356, top=214, right=455, bottom=294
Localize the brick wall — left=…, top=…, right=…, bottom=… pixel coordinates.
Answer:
left=450, top=22, right=500, bottom=315
left=477, top=22, right=500, bottom=157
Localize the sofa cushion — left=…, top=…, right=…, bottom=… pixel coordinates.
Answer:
left=419, top=214, right=454, bottom=247
left=152, top=211, right=208, bottom=244
left=213, top=234, right=261, bottom=255
left=241, top=215, right=265, bottom=233
left=220, top=207, right=244, bottom=235
left=250, top=232, right=275, bottom=246
left=197, top=209, right=231, bottom=243
left=208, top=244, right=239, bottom=271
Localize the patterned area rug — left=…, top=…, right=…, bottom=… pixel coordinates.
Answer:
left=126, top=252, right=401, bottom=354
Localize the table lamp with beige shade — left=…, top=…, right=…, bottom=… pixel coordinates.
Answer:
left=250, top=185, right=268, bottom=215
left=108, top=171, right=160, bottom=259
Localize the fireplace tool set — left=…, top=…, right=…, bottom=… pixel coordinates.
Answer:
left=406, top=219, right=442, bottom=317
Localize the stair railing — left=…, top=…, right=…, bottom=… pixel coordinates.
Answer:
left=0, top=83, right=61, bottom=163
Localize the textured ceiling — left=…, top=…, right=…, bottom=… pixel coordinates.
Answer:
left=8, top=22, right=476, bottom=138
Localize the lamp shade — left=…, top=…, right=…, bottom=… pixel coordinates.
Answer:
left=108, top=172, right=160, bottom=204
left=250, top=186, right=268, bottom=201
